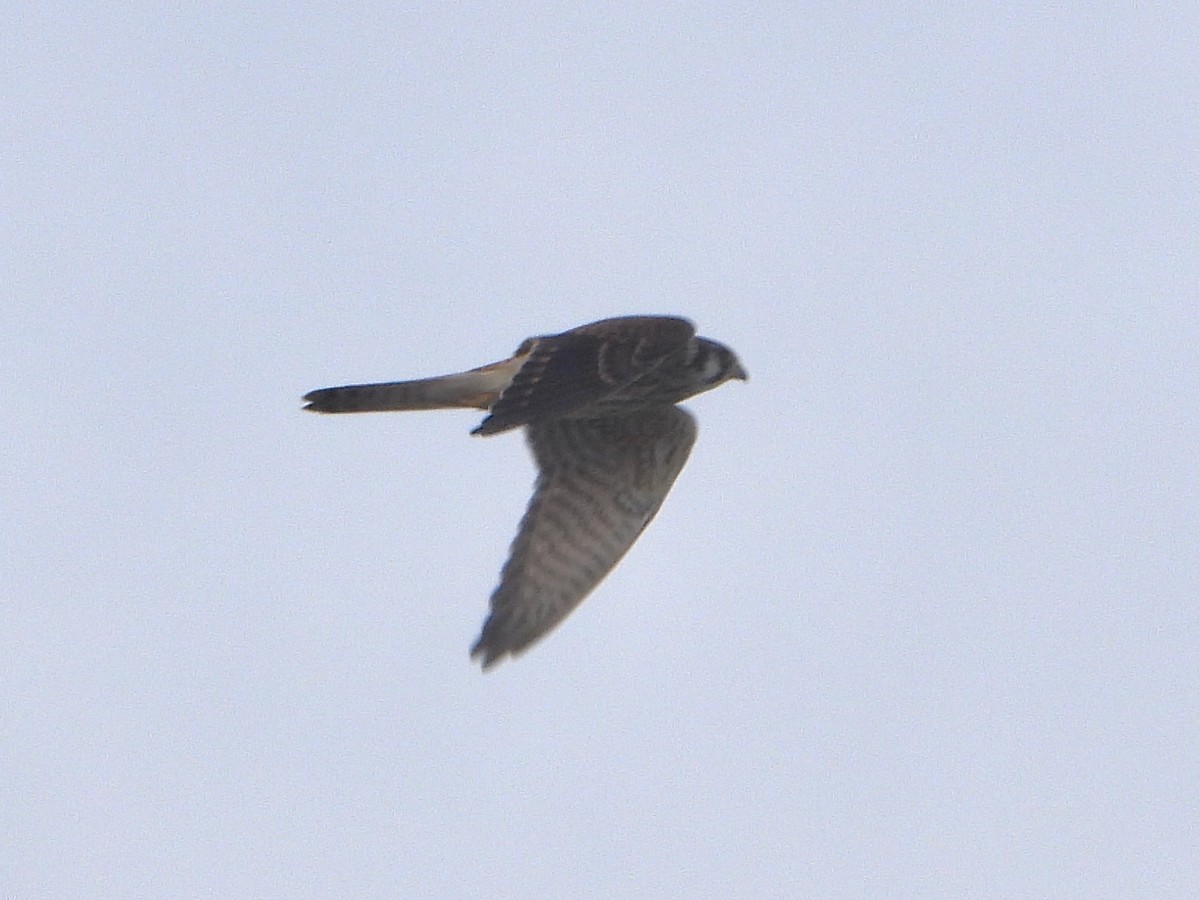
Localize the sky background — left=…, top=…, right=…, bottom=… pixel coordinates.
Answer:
left=3, top=4, right=1197, bottom=897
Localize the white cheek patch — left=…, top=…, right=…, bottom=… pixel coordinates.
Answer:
left=700, top=353, right=724, bottom=382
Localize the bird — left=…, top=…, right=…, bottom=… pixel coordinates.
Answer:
left=303, top=315, right=746, bottom=669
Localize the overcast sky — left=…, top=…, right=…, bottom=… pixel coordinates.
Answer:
left=4, top=4, right=1197, bottom=897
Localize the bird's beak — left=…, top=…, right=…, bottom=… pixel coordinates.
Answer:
left=732, top=361, right=748, bottom=381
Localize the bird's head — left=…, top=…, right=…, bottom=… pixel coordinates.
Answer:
left=694, top=338, right=748, bottom=387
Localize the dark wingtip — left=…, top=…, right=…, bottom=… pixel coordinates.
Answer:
left=471, top=415, right=517, bottom=437
left=470, top=640, right=504, bottom=672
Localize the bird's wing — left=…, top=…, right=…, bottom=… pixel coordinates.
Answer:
left=472, top=316, right=695, bottom=435
left=471, top=406, right=697, bottom=669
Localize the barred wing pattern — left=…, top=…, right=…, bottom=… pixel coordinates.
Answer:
left=470, top=406, right=697, bottom=669
left=304, top=314, right=746, bottom=668
left=473, top=316, right=695, bottom=435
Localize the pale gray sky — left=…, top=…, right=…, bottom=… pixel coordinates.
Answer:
left=3, top=4, right=1196, bottom=897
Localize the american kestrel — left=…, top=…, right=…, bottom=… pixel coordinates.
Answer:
left=304, top=315, right=746, bottom=669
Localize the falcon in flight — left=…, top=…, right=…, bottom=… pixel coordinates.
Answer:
left=304, top=315, right=746, bottom=669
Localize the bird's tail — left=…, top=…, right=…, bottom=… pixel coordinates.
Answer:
left=303, top=357, right=521, bottom=414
